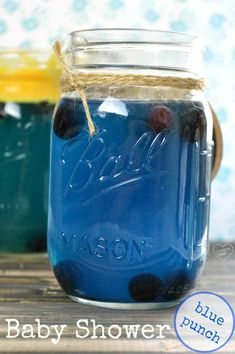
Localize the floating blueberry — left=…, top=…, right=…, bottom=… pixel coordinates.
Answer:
left=34, top=101, right=54, bottom=115
left=181, top=106, right=205, bottom=143
left=53, top=98, right=85, bottom=139
left=128, top=273, right=161, bottom=301
left=147, top=105, right=173, bottom=134
left=161, top=271, right=193, bottom=301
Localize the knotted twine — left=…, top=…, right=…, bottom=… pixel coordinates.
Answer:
left=53, top=41, right=205, bottom=136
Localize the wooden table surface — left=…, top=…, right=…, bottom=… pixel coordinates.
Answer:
left=0, top=244, right=234, bottom=353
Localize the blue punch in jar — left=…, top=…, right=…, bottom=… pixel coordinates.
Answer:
left=48, top=29, right=219, bottom=309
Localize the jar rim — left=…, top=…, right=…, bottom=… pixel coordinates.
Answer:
left=66, top=28, right=203, bottom=76
left=0, top=48, right=57, bottom=63
left=69, top=28, right=199, bottom=48
left=0, top=48, right=60, bottom=73
left=0, top=48, right=52, bottom=54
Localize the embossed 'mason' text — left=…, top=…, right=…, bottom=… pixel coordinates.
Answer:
left=61, top=233, right=146, bottom=262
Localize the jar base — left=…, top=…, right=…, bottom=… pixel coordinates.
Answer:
left=68, top=295, right=181, bottom=310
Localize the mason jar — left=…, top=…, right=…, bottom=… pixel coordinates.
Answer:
left=0, top=49, right=60, bottom=252
left=48, top=29, right=222, bottom=309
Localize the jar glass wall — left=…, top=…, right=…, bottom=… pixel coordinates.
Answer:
left=48, top=29, right=214, bottom=309
left=0, top=50, right=60, bottom=252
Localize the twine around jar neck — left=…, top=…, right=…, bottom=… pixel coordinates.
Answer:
left=53, top=41, right=205, bottom=136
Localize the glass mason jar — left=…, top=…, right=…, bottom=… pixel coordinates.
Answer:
left=48, top=29, right=221, bottom=309
left=0, top=49, right=60, bottom=252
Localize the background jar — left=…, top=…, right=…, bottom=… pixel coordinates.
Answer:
left=0, top=50, right=60, bottom=252
left=49, top=29, right=222, bottom=308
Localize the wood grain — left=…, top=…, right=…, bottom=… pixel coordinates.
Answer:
left=0, top=245, right=234, bottom=353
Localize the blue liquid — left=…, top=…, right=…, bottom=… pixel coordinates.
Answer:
left=48, top=97, right=212, bottom=303
left=0, top=101, right=53, bottom=252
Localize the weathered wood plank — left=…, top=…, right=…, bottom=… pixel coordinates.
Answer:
left=0, top=245, right=234, bottom=353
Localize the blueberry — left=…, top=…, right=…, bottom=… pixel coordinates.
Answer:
left=181, top=106, right=205, bottom=143
left=147, top=105, right=173, bottom=134
left=34, top=101, right=54, bottom=115
left=161, top=271, right=194, bottom=301
left=53, top=260, right=79, bottom=295
left=128, top=273, right=161, bottom=302
left=53, top=98, right=85, bottom=139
